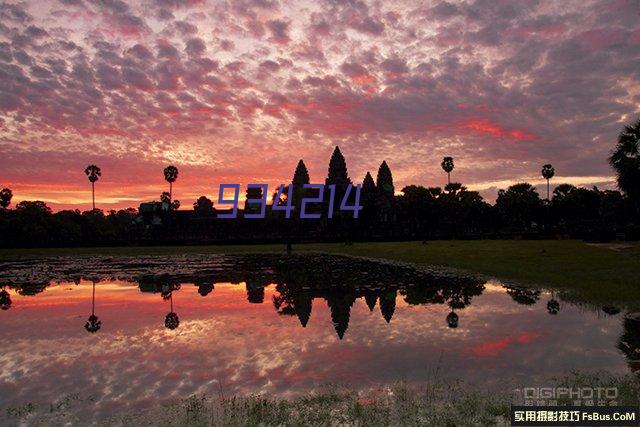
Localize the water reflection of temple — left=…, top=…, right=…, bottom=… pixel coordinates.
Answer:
left=120, top=256, right=488, bottom=338
left=269, top=279, right=484, bottom=339
left=0, top=254, right=626, bottom=347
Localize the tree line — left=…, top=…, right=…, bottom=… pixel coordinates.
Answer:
left=0, top=119, right=638, bottom=247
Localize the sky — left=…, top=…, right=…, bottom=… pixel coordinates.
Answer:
left=0, top=0, right=639, bottom=211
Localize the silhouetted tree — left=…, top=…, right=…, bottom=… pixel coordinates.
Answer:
left=0, top=188, right=12, bottom=209
left=609, top=119, right=640, bottom=210
left=399, top=186, right=435, bottom=229
left=402, top=285, right=444, bottom=306
left=193, top=196, right=214, bottom=214
left=457, top=189, right=492, bottom=234
left=441, top=156, right=454, bottom=185
left=446, top=311, right=459, bottom=328
left=165, top=312, right=179, bottom=329
left=195, top=279, right=214, bottom=297
left=496, top=183, right=543, bottom=230
left=505, top=286, right=541, bottom=305
left=14, top=282, right=49, bottom=296
left=84, top=281, right=101, bottom=333
left=14, top=201, right=53, bottom=246
left=0, top=203, right=136, bottom=247
left=0, top=289, right=11, bottom=310
left=163, top=165, right=179, bottom=202
left=546, top=298, right=560, bottom=314
left=160, top=192, right=180, bottom=210
left=541, top=164, right=555, bottom=201
left=85, top=314, right=101, bottom=333
left=165, top=292, right=179, bottom=330
left=598, top=188, right=628, bottom=231
left=161, top=282, right=181, bottom=300
left=246, top=280, right=264, bottom=303
left=438, top=183, right=466, bottom=236
left=444, top=182, right=465, bottom=195
left=550, top=184, right=612, bottom=235
left=84, top=165, right=101, bottom=210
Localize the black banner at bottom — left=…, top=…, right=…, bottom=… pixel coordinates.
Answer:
left=511, top=406, right=640, bottom=426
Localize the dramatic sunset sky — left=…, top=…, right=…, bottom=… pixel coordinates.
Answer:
left=0, top=0, right=639, bottom=211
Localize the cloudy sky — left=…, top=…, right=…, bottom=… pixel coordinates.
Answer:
left=0, top=0, right=639, bottom=210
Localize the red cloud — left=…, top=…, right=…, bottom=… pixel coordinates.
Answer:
left=462, top=119, right=535, bottom=140
left=471, top=331, right=542, bottom=356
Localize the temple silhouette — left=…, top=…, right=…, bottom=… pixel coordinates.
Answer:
left=0, top=145, right=638, bottom=247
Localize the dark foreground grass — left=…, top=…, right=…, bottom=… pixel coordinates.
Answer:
left=4, top=373, right=639, bottom=426
left=1, top=240, right=638, bottom=304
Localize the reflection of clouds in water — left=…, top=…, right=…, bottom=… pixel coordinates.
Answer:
left=0, top=280, right=629, bottom=421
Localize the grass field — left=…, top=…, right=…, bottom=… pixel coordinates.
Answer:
left=1, top=240, right=639, bottom=304
left=4, top=373, right=639, bottom=426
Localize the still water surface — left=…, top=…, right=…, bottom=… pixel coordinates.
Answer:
left=0, top=253, right=636, bottom=420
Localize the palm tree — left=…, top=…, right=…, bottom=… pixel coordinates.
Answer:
left=84, top=281, right=101, bottom=333
left=609, top=119, right=640, bottom=210
left=546, top=299, right=560, bottom=315
left=541, top=164, right=555, bottom=201
left=163, top=165, right=179, bottom=202
left=84, top=165, right=101, bottom=210
left=446, top=311, right=459, bottom=328
left=441, top=156, right=454, bottom=185
left=0, top=188, right=12, bottom=209
left=164, top=292, right=180, bottom=330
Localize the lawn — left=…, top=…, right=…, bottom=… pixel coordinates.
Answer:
left=1, top=240, right=639, bottom=304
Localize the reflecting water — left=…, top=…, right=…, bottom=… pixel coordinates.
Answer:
left=0, top=254, right=636, bottom=421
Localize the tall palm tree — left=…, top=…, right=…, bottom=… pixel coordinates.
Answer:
left=163, top=165, right=179, bottom=202
left=441, top=156, right=454, bottom=185
left=609, top=119, right=640, bottom=210
left=84, top=165, right=101, bottom=210
left=84, top=281, right=101, bottom=333
left=541, top=164, right=555, bottom=201
left=165, top=291, right=180, bottom=330
left=446, top=311, right=458, bottom=328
